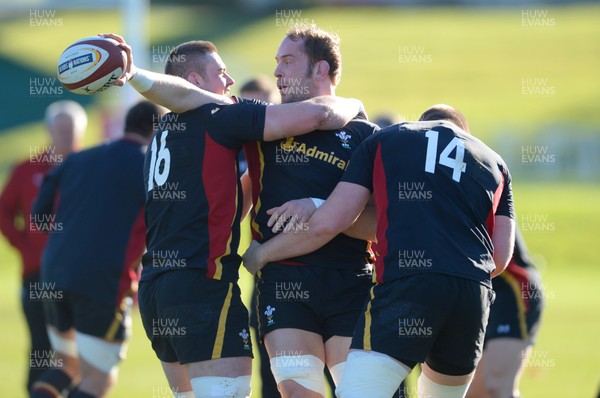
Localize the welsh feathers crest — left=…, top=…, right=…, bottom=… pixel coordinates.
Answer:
left=336, top=131, right=351, bottom=149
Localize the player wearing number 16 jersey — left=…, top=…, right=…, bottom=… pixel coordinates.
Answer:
left=124, top=37, right=364, bottom=398
left=242, top=104, right=516, bottom=398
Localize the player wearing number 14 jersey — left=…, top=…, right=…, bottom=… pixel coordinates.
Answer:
left=242, top=104, right=516, bottom=398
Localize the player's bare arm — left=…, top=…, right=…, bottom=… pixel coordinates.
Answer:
left=267, top=195, right=377, bottom=241
left=100, top=33, right=233, bottom=112
left=491, top=215, right=516, bottom=277
left=263, top=96, right=363, bottom=141
left=242, top=181, right=371, bottom=275
left=342, top=195, right=376, bottom=241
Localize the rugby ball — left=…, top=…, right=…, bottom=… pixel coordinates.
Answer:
left=57, top=36, right=127, bottom=95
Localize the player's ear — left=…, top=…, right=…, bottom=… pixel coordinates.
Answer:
left=313, top=60, right=330, bottom=82
left=187, top=71, right=204, bottom=87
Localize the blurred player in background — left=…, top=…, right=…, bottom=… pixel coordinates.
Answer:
left=30, top=101, right=163, bottom=398
left=243, top=104, right=516, bottom=398
left=242, top=25, right=378, bottom=398
left=0, top=100, right=86, bottom=394
left=466, top=227, right=544, bottom=398
left=240, top=75, right=280, bottom=104
left=103, top=33, right=364, bottom=398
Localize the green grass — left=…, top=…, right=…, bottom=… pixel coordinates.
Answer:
left=0, top=4, right=599, bottom=398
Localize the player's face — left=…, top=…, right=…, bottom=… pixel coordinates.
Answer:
left=49, top=114, right=82, bottom=155
left=274, top=36, right=317, bottom=103
left=197, top=52, right=235, bottom=95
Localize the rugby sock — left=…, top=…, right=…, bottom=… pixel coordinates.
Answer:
left=30, top=369, right=73, bottom=398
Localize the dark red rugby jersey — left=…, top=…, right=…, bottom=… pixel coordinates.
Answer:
left=342, top=121, right=514, bottom=286
left=142, top=99, right=266, bottom=284
left=0, top=157, right=55, bottom=280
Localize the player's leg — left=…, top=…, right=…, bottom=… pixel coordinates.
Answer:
left=337, top=349, right=412, bottom=398
left=187, top=357, right=252, bottom=398
left=68, top=295, right=132, bottom=397
left=161, top=362, right=194, bottom=397
left=153, top=272, right=253, bottom=398
left=30, top=295, right=80, bottom=398
left=265, top=328, right=326, bottom=398
left=70, top=334, right=128, bottom=397
left=466, top=271, right=543, bottom=398
left=324, top=336, right=351, bottom=386
left=257, top=265, right=328, bottom=398
left=322, top=268, right=372, bottom=387
left=421, top=276, right=495, bottom=398
left=336, top=280, right=431, bottom=398
left=139, top=277, right=195, bottom=397
left=418, top=362, right=474, bottom=398
left=469, top=339, right=530, bottom=398
left=21, top=276, right=53, bottom=392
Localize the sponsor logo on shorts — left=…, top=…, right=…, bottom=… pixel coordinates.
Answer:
left=239, top=329, right=251, bottom=351
left=264, top=305, right=276, bottom=326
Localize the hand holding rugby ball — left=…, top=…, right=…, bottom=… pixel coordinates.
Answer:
left=57, top=36, right=127, bottom=95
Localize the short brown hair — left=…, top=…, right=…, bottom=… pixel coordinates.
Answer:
left=419, top=104, right=470, bottom=133
left=164, top=40, right=218, bottom=79
left=286, top=24, right=342, bottom=86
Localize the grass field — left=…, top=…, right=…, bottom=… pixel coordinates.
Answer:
left=0, top=4, right=599, bottom=398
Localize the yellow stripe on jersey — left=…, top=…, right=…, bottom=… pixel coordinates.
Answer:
left=251, top=143, right=265, bottom=239
left=213, top=176, right=239, bottom=280
left=500, top=272, right=529, bottom=340
left=363, top=286, right=376, bottom=351
left=212, top=282, right=234, bottom=359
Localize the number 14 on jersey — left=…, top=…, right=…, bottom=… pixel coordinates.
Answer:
left=424, top=130, right=466, bottom=182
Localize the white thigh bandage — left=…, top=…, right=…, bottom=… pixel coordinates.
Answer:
left=47, top=327, right=78, bottom=357
left=330, top=361, right=346, bottom=387
left=76, top=332, right=128, bottom=374
left=270, top=355, right=325, bottom=396
left=417, top=371, right=471, bottom=398
left=336, top=350, right=409, bottom=398
left=190, top=376, right=251, bottom=398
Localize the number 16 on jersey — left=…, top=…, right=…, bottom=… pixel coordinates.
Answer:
left=148, top=131, right=171, bottom=191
